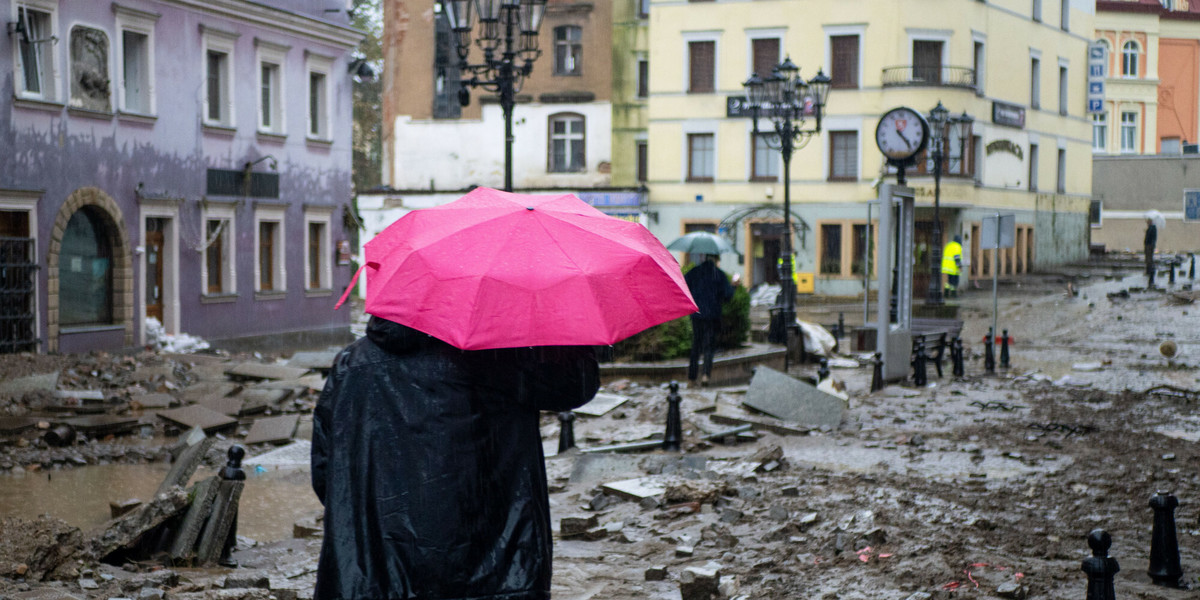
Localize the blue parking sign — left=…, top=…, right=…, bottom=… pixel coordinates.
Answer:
left=1087, top=98, right=1103, bottom=113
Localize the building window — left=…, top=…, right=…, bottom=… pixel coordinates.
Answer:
left=1056, top=148, right=1066, bottom=193
left=636, top=141, right=648, bottom=182
left=1058, top=64, right=1068, bottom=115
left=1120, top=111, right=1137, bottom=152
left=554, top=26, right=582, bottom=75
left=688, top=41, right=715, bottom=93
left=255, top=209, right=285, bottom=294
left=60, top=207, right=113, bottom=327
left=1028, top=143, right=1039, bottom=191
left=830, top=35, right=859, bottom=89
left=306, top=53, right=333, bottom=140
left=548, top=113, right=586, bottom=172
left=257, top=41, right=287, bottom=134
left=1030, top=56, right=1040, bottom=109
left=1033, top=0, right=1042, bottom=21
left=687, top=133, right=715, bottom=181
left=637, top=0, right=649, bottom=18
left=305, top=211, right=332, bottom=290
left=751, top=37, right=780, bottom=79
left=1089, top=200, right=1102, bottom=227
left=752, top=133, right=778, bottom=181
left=820, top=223, right=842, bottom=275
left=202, top=28, right=237, bottom=127
left=116, top=2, right=158, bottom=116
left=637, top=59, right=648, bottom=98
left=69, top=26, right=111, bottom=112
left=973, top=40, right=985, bottom=93
left=1061, top=0, right=1069, bottom=30
left=851, top=224, right=875, bottom=276
left=14, top=4, right=58, bottom=101
left=1092, top=112, right=1107, bottom=151
left=913, top=40, right=943, bottom=84
left=829, top=131, right=858, bottom=181
left=1122, top=41, right=1139, bottom=77
left=203, top=207, right=235, bottom=295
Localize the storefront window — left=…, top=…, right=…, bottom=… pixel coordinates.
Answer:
left=60, top=207, right=113, bottom=326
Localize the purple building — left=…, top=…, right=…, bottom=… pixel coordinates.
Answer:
left=1, top=0, right=361, bottom=353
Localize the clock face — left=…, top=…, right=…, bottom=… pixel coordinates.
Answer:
left=875, top=107, right=929, bottom=163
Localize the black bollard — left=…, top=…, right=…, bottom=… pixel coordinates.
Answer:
left=1190, top=254, right=1195, bottom=279
left=837, top=313, right=845, bottom=341
left=817, top=357, right=830, bottom=382
left=984, top=328, right=996, bottom=374
left=218, top=445, right=246, bottom=568
left=870, top=353, right=884, bottom=392
left=911, top=340, right=928, bottom=387
left=951, top=336, right=965, bottom=377
left=663, top=381, right=682, bottom=451
left=1148, top=491, right=1184, bottom=587
left=557, top=411, right=576, bottom=453
left=1000, top=329, right=1011, bottom=370
left=1170, top=261, right=1177, bottom=285
left=1081, top=529, right=1119, bottom=600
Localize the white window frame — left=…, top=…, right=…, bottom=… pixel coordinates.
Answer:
left=306, top=51, right=333, bottom=141
left=972, top=32, right=986, bottom=95
left=1092, top=112, right=1108, bottom=152
left=682, top=31, right=721, bottom=94
left=548, top=113, right=586, bottom=173
left=1056, top=144, right=1066, bottom=194
left=138, top=201, right=179, bottom=340
left=821, top=116, right=862, bottom=181
left=256, top=39, right=289, bottom=135
left=828, top=129, right=860, bottom=181
left=254, top=206, right=287, bottom=294
left=201, top=203, right=236, bottom=296
left=201, top=26, right=238, bottom=127
left=304, top=208, right=332, bottom=291
left=1122, top=40, right=1139, bottom=78
left=1057, top=58, right=1069, bottom=116
left=12, top=0, right=61, bottom=102
left=823, top=25, right=864, bottom=89
left=906, top=29, right=951, bottom=68
left=747, top=126, right=779, bottom=181
left=113, top=4, right=157, bottom=116
left=1030, top=49, right=1041, bottom=110
left=1120, top=110, right=1138, bottom=153
left=746, top=27, right=785, bottom=77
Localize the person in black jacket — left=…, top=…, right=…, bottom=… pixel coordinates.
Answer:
left=311, top=316, right=599, bottom=600
left=684, top=255, right=735, bottom=386
left=1145, top=217, right=1158, bottom=288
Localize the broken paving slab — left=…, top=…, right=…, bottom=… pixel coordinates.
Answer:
left=601, top=476, right=667, bottom=501
left=61, top=415, right=141, bottom=437
left=709, top=410, right=810, bottom=437
left=197, top=395, right=244, bottom=417
left=52, top=389, right=106, bottom=402
left=574, top=393, right=629, bottom=417
left=157, top=405, right=238, bottom=434
left=130, top=393, right=178, bottom=409
left=240, top=387, right=292, bottom=408
left=743, top=365, right=845, bottom=430
left=0, top=371, right=59, bottom=397
left=178, top=381, right=240, bottom=405
left=0, top=416, right=40, bottom=435
left=244, top=414, right=300, bottom=445
left=128, top=364, right=175, bottom=383
left=224, top=362, right=310, bottom=382
left=287, top=350, right=340, bottom=372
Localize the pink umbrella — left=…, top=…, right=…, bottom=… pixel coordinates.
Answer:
left=337, top=187, right=697, bottom=350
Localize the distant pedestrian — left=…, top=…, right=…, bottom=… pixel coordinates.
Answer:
left=942, top=235, right=964, bottom=298
left=1145, top=217, right=1158, bottom=287
left=684, top=255, right=735, bottom=386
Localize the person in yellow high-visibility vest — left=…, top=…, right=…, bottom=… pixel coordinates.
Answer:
left=776, top=254, right=799, bottom=289
left=941, top=235, right=964, bottom=298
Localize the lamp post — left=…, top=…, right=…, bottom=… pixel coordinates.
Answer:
left=924, top=102, right=974, bottom=305
left=742, top=58, right=831, bottom=355
left=445, top=0, right=548, bottom=192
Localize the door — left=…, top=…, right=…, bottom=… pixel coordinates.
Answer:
left=913, top=220, right=943, bottom=297
left=913, top=40, right=943, bottom=84
left=145, top=218, right=165, bottom=323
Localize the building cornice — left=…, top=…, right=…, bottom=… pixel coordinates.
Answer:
left=160, top=0, right=363, bottom=49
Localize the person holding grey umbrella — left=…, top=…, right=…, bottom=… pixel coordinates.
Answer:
left=685, top=254, right=735, bottom=386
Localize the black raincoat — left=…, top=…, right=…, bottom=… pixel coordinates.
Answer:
left=311, top=317, right=600, bottom=600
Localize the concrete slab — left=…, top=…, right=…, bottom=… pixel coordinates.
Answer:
left=61, top=415, right=141, bottom=436
left=569, top=453, right=646, bottom=486
left=0, top=372, right=59, bottom=397
left=52, top=389, right=105, bottom=402
left=0, top=416, right=39, bottom=435
left=287, top=350, right=339, bottom=372
left=246, top=440, right=312, bottom=467
left=709, top=411, right=810, bottom=436
left=178, top=382, right=240, bottom=405
left=130, top=393, right=178, bottom=409
left=743, top=366, right=845, bottom=430
left=575, top=393, right=629, bottom=417
left=225, top=363, right=310, bottom=382
left=157, top=405, right=238, bottom=434
left=244, top=414, right=300, bottom=445
left=602, top=476, right=667, bottom=501
left=128, top=364, right=174, bottom=383
left=241, top=387, right=292, bottom=408
left=198, top=395, right=244, bottom=417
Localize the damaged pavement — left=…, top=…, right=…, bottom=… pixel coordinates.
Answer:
left=1, top=268, right=1200, bottom=599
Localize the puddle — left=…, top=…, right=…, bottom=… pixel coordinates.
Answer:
left=0, top=462, right=321, bottom=543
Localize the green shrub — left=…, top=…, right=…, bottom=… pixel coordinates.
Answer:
left=718, top=282, right=751, bottom=349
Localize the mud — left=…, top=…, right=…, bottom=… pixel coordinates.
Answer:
left=1, top=265, right=1199, bottom=599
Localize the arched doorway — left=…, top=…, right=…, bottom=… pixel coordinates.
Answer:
left=47, top=188, right=133, bottom=352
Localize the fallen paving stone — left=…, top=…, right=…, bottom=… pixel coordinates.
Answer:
left=109, top=498, right=142, bottom=519
left=645, top=566, right=668, bottom=581
left=240, top=387, right=292, bottom=411
left=709, top=411, right=809, bottom=436
left=0, top=372, right=60, bottom=397
left=157, top=427, right=214, bottom=496
left=85, top=489, right=190, bottom=562
left=560, top=515, right=599, bottom=538
left=130, top=393, right=178, bottom=409
left=178, top=382, right=240, bottom=405
left=224, top=574, right=270, bottom=589
left=128, top=365, right=174, bottom=384
left=243, top=414, right=300, bottom=445
left=62, top=415, right=140, bottom=437
left=157, top=406, right=238, bottom=434
left=743, top=366, right=845, bottom=429
left=293, top=515, right=322, bottom=539
left=675, top=545, right=695, bottom=557
left=286, top=350, right=339, bottom=372
left=198, top=395, right=244, bottom=417
left=574, top=393, right=629, bottom=417
left=53, top=389, right=106, bottom=401
left=601, top=476, right=667, bottom=501
left=1072, top=362, right=1103, bottom=372
left=679, top=564, right=720, bottom=600
left=0, top=416, right=40, bottom=435
left=224, top=363, right=310, bottom=382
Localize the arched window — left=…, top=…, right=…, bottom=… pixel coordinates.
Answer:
left=1122, top=41, right=1139, bottom=77
left=548, top=113, right=585, bottom=172
left=60, top=207, right=113, bottom=326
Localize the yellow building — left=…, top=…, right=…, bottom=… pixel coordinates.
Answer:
left=645, top=0, right=1095, bottom=296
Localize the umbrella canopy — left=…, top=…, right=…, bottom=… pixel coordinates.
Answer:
left=666, top=231, right=737, bottom=256
left=1145, top=210, right=1166, bottom=231
left=340, top=187, right=697, bottom=350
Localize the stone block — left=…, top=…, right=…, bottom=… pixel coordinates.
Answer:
left=679, top=565, right=720, bottom=600
left=560, top=514, right=599, bottom=538
left=644, top=566, right=668, bottom=581
left=243, top=414, right=300, bottom=445
left=742, top=366, right=845, bottom=430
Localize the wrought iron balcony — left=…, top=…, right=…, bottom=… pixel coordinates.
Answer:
left=882, top=66, right=977, bottom=90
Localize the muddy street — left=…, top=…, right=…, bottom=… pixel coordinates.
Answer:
left=2, top=266, right=1199, bottom=600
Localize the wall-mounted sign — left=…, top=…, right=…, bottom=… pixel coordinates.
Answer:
left=726, top=96, right=815, bottom=118
left=1185, top=189, right=1200, bottom=222
left=991, top=102, right=1026, bottom=128
left=1087, top=41, right=1107, bottom=115
left=576, top=192, right=641, bottom=208
left=985, top=140, right=1024, bottom=160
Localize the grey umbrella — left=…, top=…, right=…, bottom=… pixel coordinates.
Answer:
left=666, top=231, right=737, bottom=255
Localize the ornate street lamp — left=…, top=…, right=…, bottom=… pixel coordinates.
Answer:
left=445, top=0, right=548, bottom=192
left=925, top=101, right=974, bottom=305
left=742, top=57, right=831, bottom=354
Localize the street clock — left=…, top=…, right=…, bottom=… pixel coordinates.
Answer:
left=875, top=106, right=930, bottom=164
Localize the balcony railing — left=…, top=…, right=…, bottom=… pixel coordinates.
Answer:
left=881, top=66, right=977, bottom=90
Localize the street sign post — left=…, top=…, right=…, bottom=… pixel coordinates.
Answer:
left=1087, top=41, right=1107, bottom=115
left=981, top=213, right=1016, bottom=340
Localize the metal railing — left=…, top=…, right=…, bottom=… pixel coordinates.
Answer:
left=882, top=66, right=977, bottom=90
left=0, top=237, right=38, bottom=354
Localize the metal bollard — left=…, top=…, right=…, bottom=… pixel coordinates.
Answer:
left=837, top=313, right=845, bottom=341
left=1000, top=329, right=1011, bottom=370
left=663, top=381, right=682, bottom=451
left=984, top=328, right=996, bottom=374
left=1170, top=261, right=1177, bottom=285
left=218, top=445, right=246, bottom=568
left=911, top=340, right=928, bottom=387
left=817, top=357, right=830, bottom=382
left=870, top=352, right=884, bottom=392
left=1148, top=491, right=1184, bottom=587
left=1190, top=254, right=1195, bottom=279
left=1081, top=529, right=1119, bottom=600
left=557, top=412, right=576, bottom=453
left=951, top=336, right=965, bottom=378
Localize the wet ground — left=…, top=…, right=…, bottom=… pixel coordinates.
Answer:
left=2, top=260, right=1199, bottom=599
